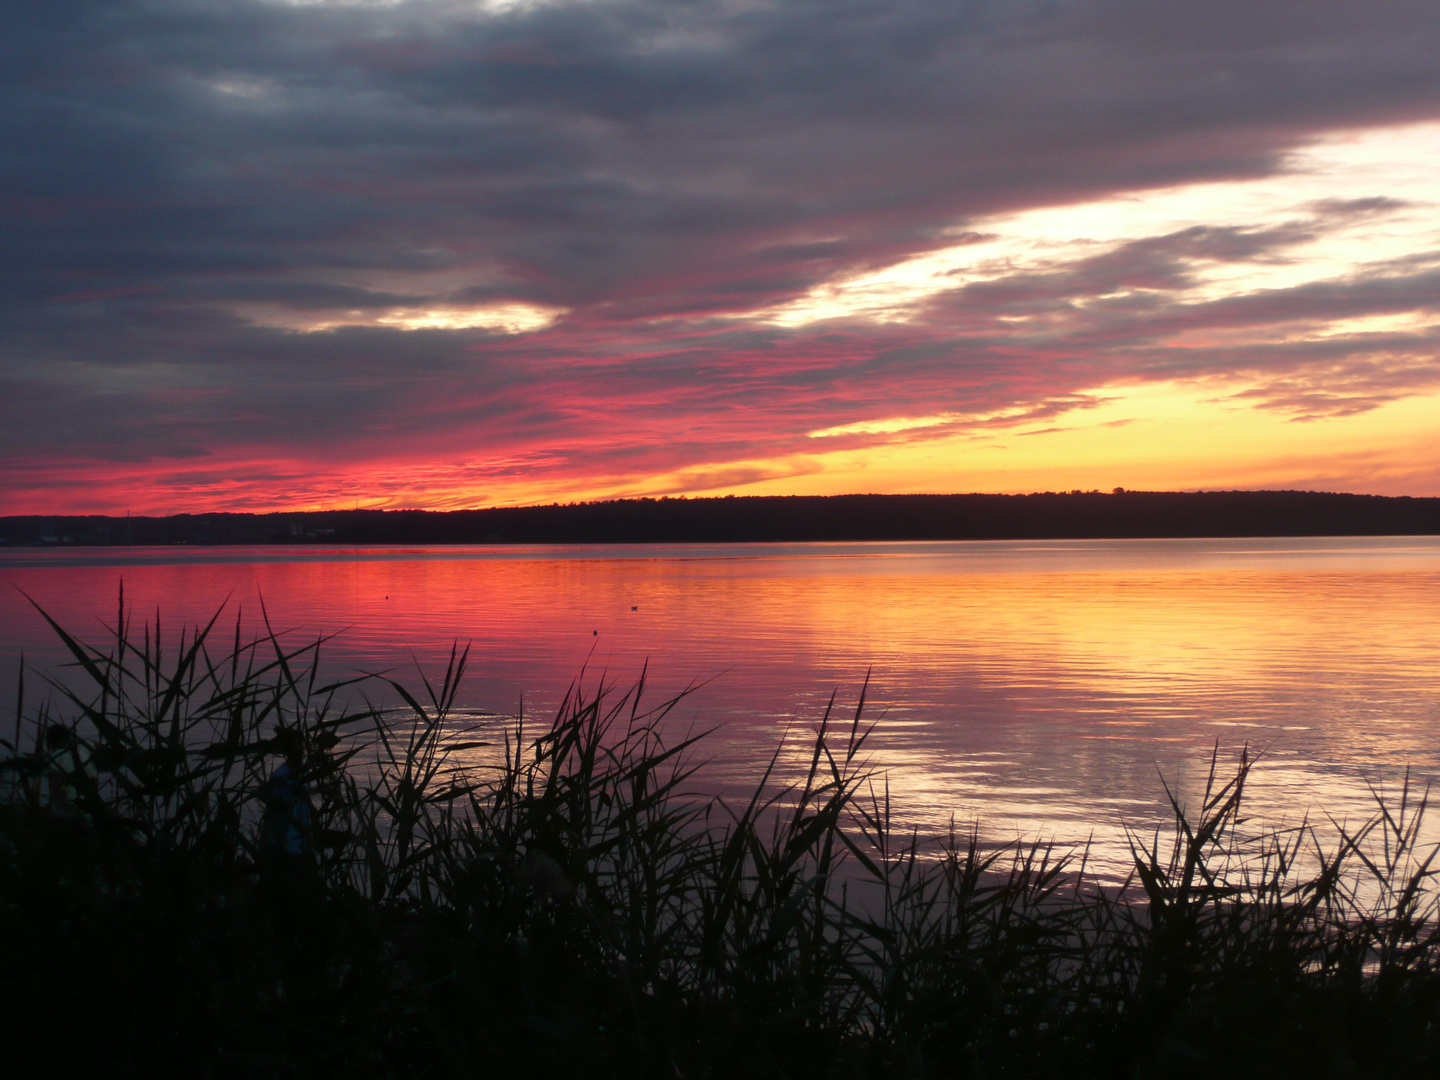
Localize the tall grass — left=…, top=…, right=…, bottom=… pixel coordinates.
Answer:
left=2, top=593, right=1439, bottom=1078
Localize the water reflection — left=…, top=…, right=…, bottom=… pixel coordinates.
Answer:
left=2, top=537, right=1438, bottom=877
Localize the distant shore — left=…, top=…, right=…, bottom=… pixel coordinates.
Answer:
left=3, top=489, right=1439, bottom=547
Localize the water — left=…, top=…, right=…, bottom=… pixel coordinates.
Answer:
left=3, top=537, right=1438, bottom=875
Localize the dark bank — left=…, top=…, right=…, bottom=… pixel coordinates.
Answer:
left=4, top=489, right=1440, bottom=547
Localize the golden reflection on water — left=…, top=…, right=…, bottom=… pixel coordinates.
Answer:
left=2, top=538, right=1438, bottom=878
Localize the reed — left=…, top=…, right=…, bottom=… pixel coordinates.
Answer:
left=2, top=593, right=1438, bottom=1078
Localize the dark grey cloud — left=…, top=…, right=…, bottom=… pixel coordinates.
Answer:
left=8, top=0, right=1440, bottom=303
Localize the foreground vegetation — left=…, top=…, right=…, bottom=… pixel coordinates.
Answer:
left=3, top=596, right=1439, bottom=1078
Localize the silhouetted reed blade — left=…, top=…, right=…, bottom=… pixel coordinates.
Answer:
left=3, top=593, right=1438, bottom=1077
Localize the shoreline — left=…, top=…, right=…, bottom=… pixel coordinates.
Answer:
left=3, top=489, right=1439, bottom=548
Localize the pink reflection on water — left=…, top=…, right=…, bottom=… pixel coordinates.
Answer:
left=2, top=538, right=1439, bottom=877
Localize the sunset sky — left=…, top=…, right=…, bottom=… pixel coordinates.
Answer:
left=4, top=0, right=1439, bottom=513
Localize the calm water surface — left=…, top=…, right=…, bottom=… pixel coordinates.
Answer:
left=3, top=538, right=1438, bottom=874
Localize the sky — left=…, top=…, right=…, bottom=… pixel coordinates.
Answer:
left=3, top=0, right=1439, bottom=514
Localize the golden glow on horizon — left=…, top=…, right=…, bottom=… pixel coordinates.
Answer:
left=18, top=379, right=1435, bottom=517
left=642, top=381, right=1440, bottom=503
left=430, top=378, right=1440, bottom=507
left=35, top=378, right=1437, bottom=514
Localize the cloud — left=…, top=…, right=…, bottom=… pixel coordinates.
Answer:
left=4, top=0, right=1440, bottom=510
